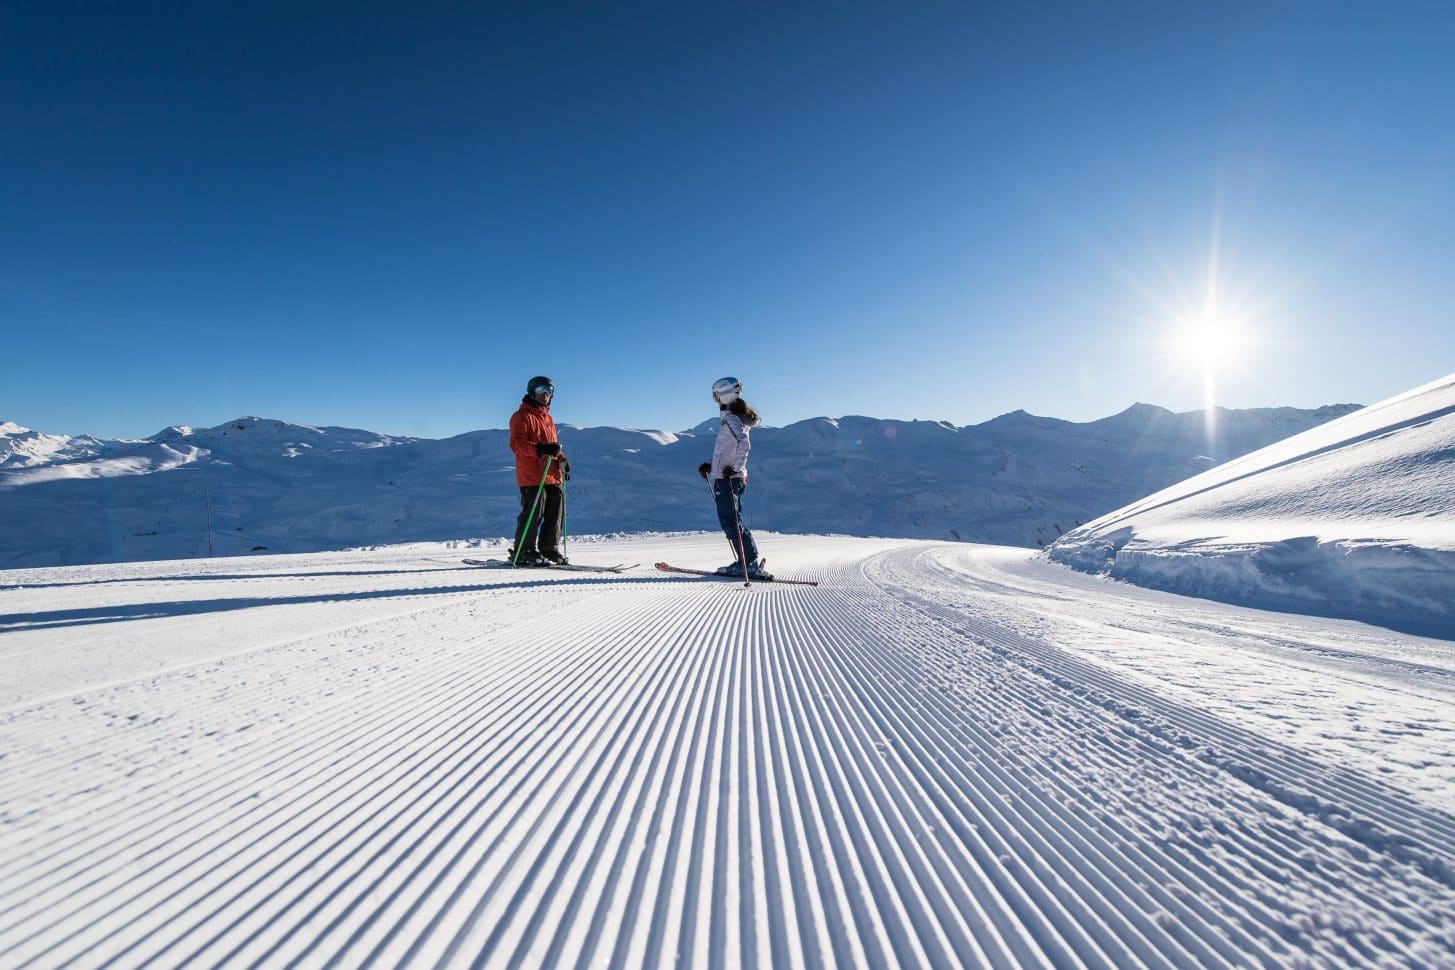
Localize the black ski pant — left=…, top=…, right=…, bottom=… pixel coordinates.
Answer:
left=514, top=483, right=564, bottom=555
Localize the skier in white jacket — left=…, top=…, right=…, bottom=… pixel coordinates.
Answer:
left=696, top=376, right=771, bottom=579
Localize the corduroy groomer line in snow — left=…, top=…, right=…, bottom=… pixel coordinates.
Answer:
left=1, top=533, right=1453, bottom=967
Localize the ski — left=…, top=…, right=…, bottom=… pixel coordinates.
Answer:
left=462, top=558, right=635, bottom=574
left=653, top=562, right=819, bottom=586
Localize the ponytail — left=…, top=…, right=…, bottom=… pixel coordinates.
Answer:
left=728, top=397, right=760, bottom=427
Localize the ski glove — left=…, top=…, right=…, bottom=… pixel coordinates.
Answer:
left=535, top=442, right=562, bottom=457
left=698, top=461, right=712, bottom=480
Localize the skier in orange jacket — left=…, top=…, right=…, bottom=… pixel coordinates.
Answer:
left=508, top=376, right=569, bottom=566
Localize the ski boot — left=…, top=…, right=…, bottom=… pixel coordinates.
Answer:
left=540, top=548, right=570, bottom=566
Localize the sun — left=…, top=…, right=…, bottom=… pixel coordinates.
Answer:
left=1165, top=308, right=1254, bottom=437
left=1173, top=313, right=1243, bottom=369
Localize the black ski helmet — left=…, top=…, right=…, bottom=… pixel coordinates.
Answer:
left=525, top=376, right=555, bottom=400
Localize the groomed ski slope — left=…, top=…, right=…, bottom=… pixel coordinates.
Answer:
left=2, top=534, right=1453, bottom=968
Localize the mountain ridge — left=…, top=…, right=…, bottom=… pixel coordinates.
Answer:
left=1, top=402, right=1362, bottom=568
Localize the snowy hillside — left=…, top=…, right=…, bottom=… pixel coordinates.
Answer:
left=0, top=422, right=104, bottom=469
left=1049, top=372, right=1455, bottom=638
left=2, top=535, right=1452, bottom=966
left=0, top=403, right=1357, bottom=568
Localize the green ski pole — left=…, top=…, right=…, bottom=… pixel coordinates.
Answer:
left=512, top=455, right=555, bottom=567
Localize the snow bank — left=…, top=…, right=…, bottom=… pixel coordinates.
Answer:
left=1049, top=373, right=1455, bottom=639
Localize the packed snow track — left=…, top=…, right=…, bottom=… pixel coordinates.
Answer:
left=2, top=535, right=1453, bottom=968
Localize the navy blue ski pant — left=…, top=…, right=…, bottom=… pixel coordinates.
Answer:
left=712, top=477, right=759, bottom=564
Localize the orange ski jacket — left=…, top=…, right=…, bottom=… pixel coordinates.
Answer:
left=509, top=399, right=563, bottom=487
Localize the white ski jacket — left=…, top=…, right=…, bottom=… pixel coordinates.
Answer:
left=711, top=411, right=751, bottom=480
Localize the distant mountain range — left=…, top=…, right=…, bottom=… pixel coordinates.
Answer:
left=0, top=403, right=1360, bottom=568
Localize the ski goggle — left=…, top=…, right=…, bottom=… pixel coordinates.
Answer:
left=531, top=382, right=555, bottom=397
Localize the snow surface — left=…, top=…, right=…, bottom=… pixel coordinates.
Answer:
left=1049, top=372, right=1455, bottom=639
left=0, top=403, right=1356, bottom=568
left=2, top=534, right=1453, bottom=967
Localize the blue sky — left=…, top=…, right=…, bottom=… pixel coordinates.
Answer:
left=4, top=1, right=1453, bottom=439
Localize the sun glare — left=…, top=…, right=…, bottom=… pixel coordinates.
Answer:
left=1174, top=315, right=1242, bottom=368
left=1137, top=218, right=1282, bottom=456
left=1164, top=309, right=1251, bottom=450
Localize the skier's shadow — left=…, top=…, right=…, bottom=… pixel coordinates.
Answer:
left=0, top=576, right=672, bottom=632
left=4, top=566, right=482, bottom=590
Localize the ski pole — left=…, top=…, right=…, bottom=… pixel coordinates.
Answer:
left=724, top=477, right=751, bottom=588
left=512, top=454, right=555, bottom=566
left=734, top=516, right=751, bottom=589
left=561, top=469, right=568, bottom=561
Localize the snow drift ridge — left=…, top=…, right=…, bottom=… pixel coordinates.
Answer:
left=1048, top=373, right=1455, bottom=639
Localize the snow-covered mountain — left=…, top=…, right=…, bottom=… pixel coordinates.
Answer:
left=0, top=421, right=106, bottom=468
left=0, top=403, right=1359, bottom=568
left=1049, top=372, right=1455, bottom=638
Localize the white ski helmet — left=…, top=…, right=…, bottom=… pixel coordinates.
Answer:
left=711, top=376, right=741, bottom=405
